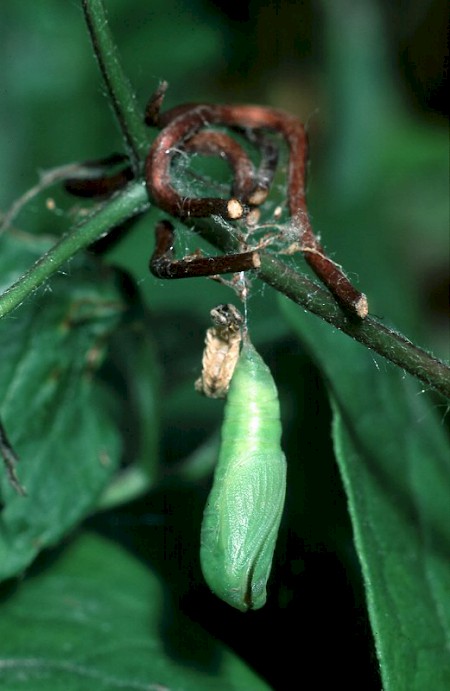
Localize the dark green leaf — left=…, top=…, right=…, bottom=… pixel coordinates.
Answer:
left=281, top=297, right=450, bottom=690
left=0, top=232, right=124, bottom=580
left=96, top=308, right=161, bottom=510
left=0, top=531, right=271, bottom=690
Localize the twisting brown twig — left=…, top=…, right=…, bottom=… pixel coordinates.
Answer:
left=150, top=219, right=261, bottom=279
left=144, top=80, right=169, bottom=127
left=63, top=82, right=367, bottom=318
left=147, top=89, right=280, bottom=206
left=145, top=102, right=368, bottom=318
left=244, top=129, right=279, bottom=206
left=183, top=131, right=256, bottom=203
left=63, top=153, right=133, bottom=198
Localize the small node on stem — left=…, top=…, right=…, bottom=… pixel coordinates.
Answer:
left=247, top=187, right=269, bottom=206
left=226, top=198, right=245, bottom=220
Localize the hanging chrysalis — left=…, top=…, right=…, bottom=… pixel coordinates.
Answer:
left=200, top=335, right=286, bottom=611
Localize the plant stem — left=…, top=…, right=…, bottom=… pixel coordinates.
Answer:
left=0, top=193, right=448, bottom=395
left=0, top=182, right=148, bottom=319
left=81, top=0, right=150, bottom=167
left=185, top=217, right=450, bottom=398
left=259, top=254, right=450, bottom=399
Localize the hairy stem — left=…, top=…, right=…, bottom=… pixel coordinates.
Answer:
left=0, top=193, right=447, bottom=395
left=81, top=0, right=150, bottom=166
left=0, top=182, right=148, bottom=319
left=259, top=255, right=450, bottom=398
left=185, top=216, right=450, bottom=398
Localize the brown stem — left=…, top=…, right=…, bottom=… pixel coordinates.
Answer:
left=150, top=220, right=260, bottom=279
left=154, top=96, right=280, bottom=205
left=184, top=131, right=256, bottom=202
left=145, top=103, right=367, bottom=318
left=144, top=80, right=169, bottom=127
left=64, top=165, right=134, bottom=198
left=245, top=129, right=279, bottom=205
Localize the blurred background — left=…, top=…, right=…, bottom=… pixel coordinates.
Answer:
left=0, top=1, right=448, bottom=688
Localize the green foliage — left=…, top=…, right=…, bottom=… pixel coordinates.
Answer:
left=0, top=232, right=124, bottom=580
left=0, top=532, right=270, bottom=690
left=281, top=298, right=450, bottom=690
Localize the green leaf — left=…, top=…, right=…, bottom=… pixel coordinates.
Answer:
left=280, top=297, right=450, bottom=690
left=0, top=531, right=271, bottom=690
left=0, top=232, right=124, bottom=580
left=96, top=309, right=161, bottom=510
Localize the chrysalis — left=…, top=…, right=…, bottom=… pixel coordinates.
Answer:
left=200, top=337, right=286, bottom=611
